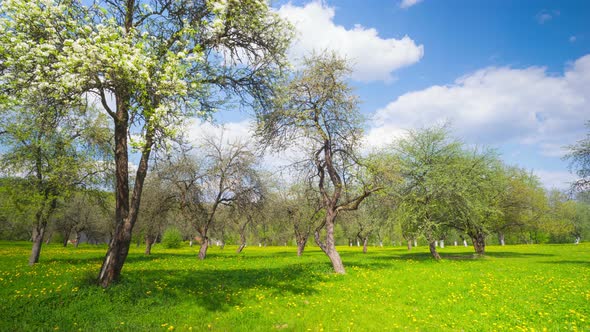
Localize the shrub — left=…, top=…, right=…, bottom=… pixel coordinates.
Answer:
left=161, top=227, right=182, bottom=249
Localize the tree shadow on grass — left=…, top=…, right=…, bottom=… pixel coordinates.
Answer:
left=541, top=260, right=590, bottom=267
left=100, top=263, right=324, bottom=312
left=484, top=251, right=554, bottom=258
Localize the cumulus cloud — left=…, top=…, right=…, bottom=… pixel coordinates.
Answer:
left=277, top=1, right=424, bottom=82
left=400, top=0, right=423, bottom=9
left=367, top=54, right=590, bottom=152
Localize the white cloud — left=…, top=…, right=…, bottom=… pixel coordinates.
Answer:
left=536, top=9, right=559, bottom=24
left=400, top=0, right=423, bottom=9
left=184, top=119, right=306, bottom=177
left=367, top=54, right=590, bottom=152
left=534, top=170, right=577, bottom=190
left=185, top=119, right=255, bottom=146
left=277, top=1, right=424, bottom=82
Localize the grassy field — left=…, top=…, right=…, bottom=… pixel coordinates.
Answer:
left=0, top=242, right=589, bottom=331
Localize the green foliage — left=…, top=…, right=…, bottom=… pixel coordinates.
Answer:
left=161, top=228, right=183, bottom=249
left=0, top=242, right=589, bottom=331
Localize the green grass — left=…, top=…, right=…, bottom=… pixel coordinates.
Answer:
left=0, top=241, right=589, bottom=331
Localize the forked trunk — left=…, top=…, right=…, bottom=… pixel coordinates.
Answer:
left=98, top=108, right=153, bottom=287
left=296, top=237, right=307, bottom=257
left=62, top=233, right=70, bottom=247
left=428, top=240, right=441, bottom=260
left=29, top=225, right=46, bottom=266
left=198, top=239, right=209, bottom=260
left=362, top=237, right=368, bottom=254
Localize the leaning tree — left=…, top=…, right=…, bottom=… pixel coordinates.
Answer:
left=1, top=0, right=291, bottom=286
left=257, top=52, right=379, bottom=274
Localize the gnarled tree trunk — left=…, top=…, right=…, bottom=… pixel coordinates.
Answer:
left=315, top=212, right=345, bottom=274
left=471, top=232, right=486, bottom=255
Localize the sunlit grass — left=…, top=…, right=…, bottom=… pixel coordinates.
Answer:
left=0, top=241, right=588, bottom=331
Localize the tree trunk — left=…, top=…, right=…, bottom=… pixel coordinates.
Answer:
left=471, top=233, right=486, bottom=255
left=75, top=232, right=81, bottom=248
left=428, top=240, right=441, bottom=260
left=498, top=232, right=505, bottom=246
left=407, top=239, right=412, bottom=250
left=440, top=240, right=445, bottom=248
left=296, top=237, right=307, bottom=256
left=62, top=232, right=70, bottom=247
left=29, top=224, right=46, bottom=266
left=198, top=238, right=209, bottom=260
left=236, top=231, right=246, bottom=253
left=97, top=109, right=154, bottom=287
left=145, top=236, right=154, bottom=255
left=362, top=237, right=368, bottom=254
left=315, top=212, right=345, bottom=274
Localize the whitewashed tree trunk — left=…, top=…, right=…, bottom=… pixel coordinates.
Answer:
left=454, top=241, right=458, bottom=246
left=463, top=239, right=468, bottom=247
left=356, top=239, right=360, bottom=247
left=440, top=240, right=445, bottom=248
left=435, top=240, right=439, bottom=247
left=575, top=237, right=580, bottom=244
left=413, top=239, right=417, bottom=247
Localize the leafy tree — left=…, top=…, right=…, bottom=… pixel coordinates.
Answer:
left=0, top=97, right=109, bottom=264
left=446, top=149, right=504, bottom=255
left=1, top=0, right=291, bottom=286
left=257, top=52, right=379, bottom=273
left=390, top=126, right=463, bottom=259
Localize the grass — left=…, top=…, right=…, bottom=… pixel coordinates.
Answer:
left=0, top=241, right=589, bottom=331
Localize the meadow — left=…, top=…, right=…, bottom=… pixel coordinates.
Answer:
left=0, top=241, right=589, bottom=331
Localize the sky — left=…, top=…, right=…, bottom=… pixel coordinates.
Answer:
left=192, top=0, right=590, bottom=190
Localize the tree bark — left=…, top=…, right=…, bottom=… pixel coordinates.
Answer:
left=296, top=237, right=307, bottom=256
left=315, top=212, right=345, bottom=274
left=428, top=240, right=441, bottom=260
left=362, top=236, right=368, bottom=254
left=98, top=104, right=153, bottom=287
left=471, top=232, right=486, bottom=255
left=29, top=224, right=46, bottom=266
left=407, top=239, right=412, bottom=250
left=75, top=232, right=81, bottom=248
left=198, top=238, right=209, bottom=260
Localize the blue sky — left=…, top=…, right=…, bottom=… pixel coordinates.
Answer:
left=202, top=0, right=590, bottom=189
